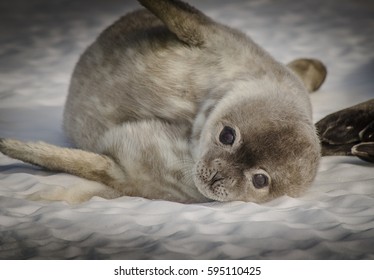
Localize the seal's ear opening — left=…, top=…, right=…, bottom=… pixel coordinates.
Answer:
left=138, top=0, right=212, bottom=46
left=287, top=58, right=327, bottom=93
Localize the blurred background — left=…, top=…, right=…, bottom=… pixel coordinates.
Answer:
left=0, top=0, right=373, bottom=144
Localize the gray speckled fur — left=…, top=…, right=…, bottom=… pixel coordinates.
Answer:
left=0, top=0, right=326, bottom=204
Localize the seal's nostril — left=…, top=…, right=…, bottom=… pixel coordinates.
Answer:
left=210, top=172, right=224, bottom=185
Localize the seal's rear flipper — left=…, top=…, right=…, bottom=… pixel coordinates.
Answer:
left=0, top=138, right=125, bottom=189
left=287, top=58, right=327, bottom=92
left=287, top=58, right=327, bottom=93
left=138, top=0, right=212, bottom=46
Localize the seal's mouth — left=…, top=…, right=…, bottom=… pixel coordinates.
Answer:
left=193, top=166, right=232, bottom=201
left=194, top=169, right=217, bottom=200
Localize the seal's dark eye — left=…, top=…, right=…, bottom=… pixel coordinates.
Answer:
left=253, top=173, right=269, bottom=189
left=219, top=126, right=236, bottom=145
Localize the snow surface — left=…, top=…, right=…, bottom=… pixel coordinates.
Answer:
left=0, top=0, right=374, bottom=259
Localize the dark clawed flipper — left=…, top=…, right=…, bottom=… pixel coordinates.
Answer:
left=316, top=99, right=374, bottom=163
left=352, top=142, right=374, bottom=163
left=352, top=119, right=374, bottom=163
left=320, top=142, right=356, bottom=156
left=316, top=99, right=374, bottom=145
left=360, top=120, right=374, bottom=142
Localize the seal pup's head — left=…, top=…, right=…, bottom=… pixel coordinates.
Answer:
left=192, top=81, right=321, bottom=203
left=138, top=0, right=323, bottom=203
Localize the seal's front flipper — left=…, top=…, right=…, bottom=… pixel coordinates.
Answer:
left=0, top=138, right=125, bottom=188
left=138, top=0, right=212, bottom=46
left=287, top=58, right=327, bottom=93
left=315, top=99, right=374, bottom=163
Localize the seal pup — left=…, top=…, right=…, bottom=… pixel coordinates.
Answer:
left=0, top=0, right=326, bottom=204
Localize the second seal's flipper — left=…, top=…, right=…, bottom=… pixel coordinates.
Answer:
left=316, top=99, right=374, bottom=145
left=352, top=142, right=374, bottom=163
left=315, top=99, right=374, bottom=163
